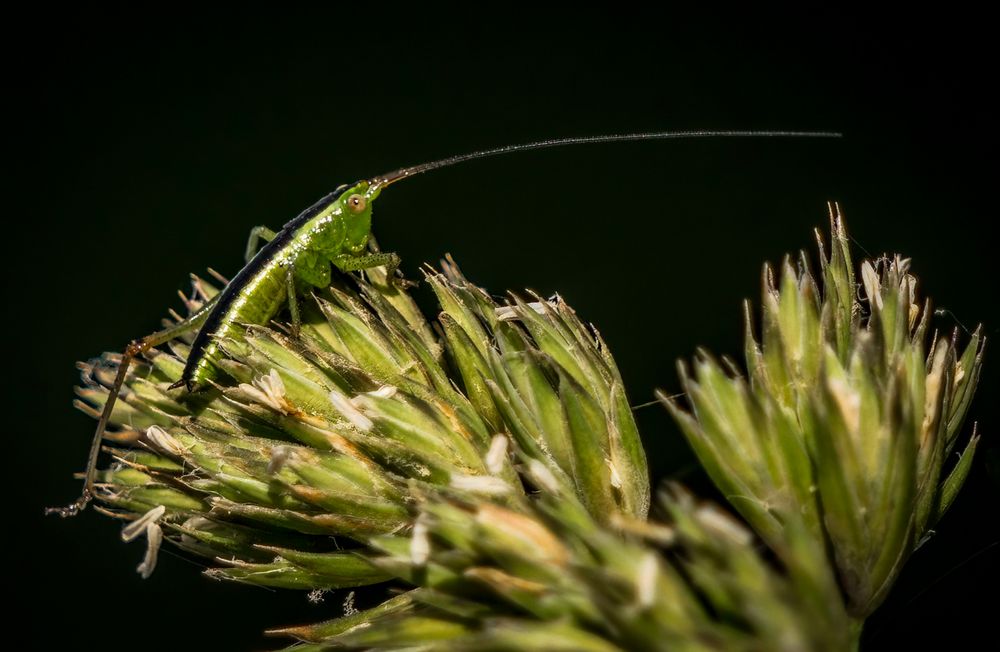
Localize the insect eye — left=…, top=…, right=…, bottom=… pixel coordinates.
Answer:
left=347, top=194, right=367, bottom=213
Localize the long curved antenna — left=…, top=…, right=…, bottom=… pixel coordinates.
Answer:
left=369, top=129, right=841, bottom=190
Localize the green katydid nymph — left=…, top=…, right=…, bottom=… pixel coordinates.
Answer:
left=49, top=129, right=840, bottom=517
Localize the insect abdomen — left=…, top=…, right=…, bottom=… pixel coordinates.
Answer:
left=182, top=258, right=288, bottom=389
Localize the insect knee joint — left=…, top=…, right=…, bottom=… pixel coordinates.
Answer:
left=126, top=338, right=155, bottom=359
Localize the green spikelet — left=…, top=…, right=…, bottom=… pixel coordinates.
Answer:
left=67, top=211, right=984, bottom=649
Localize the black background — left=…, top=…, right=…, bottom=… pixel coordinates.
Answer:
left=14, top=8, right=997, bottom=650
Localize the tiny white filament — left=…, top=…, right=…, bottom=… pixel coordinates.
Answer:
left=450, top=474, right=511, bottom=495
left=136, top=522, right=163, bottom=579
left=363, top=385, right=398, bottom=400
left=495, top=301, right=549, bottom=322
left=636, top=552, right=658, bottom=609
left=145, top=426, right=185, bottom=456
left=695, top=505, right=752, bottom=546
left=240, top=369, right=289, bottom=413
left=122, top=505, right=166, bottom=542
left=343, top=590, right=358, bottom=616
left=122, top=505, right=167, bottom=579
left=861, top=261, right=884, bottom=310
left=608, top=458, right=623, bottom=489
left=485, top=434, right=508, bottom=474
left=528, top=459, right=561, bottom=494
left=329, top=390, right=374, bottom=432
left=268, top=445, right=294, bottom=475
left=410, top=514, right=431, bottom=566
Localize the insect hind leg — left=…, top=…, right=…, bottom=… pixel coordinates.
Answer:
left=47, top=302, right=214, bottom=518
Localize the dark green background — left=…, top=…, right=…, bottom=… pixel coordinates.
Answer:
left=16, top=9, right=996, bottom=649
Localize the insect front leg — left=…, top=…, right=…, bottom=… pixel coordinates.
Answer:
left=245, top=226, right=278, bottom=263
left=333, top=252, right=414, bottom=288
left=47, top=302, right=215, bottom=517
